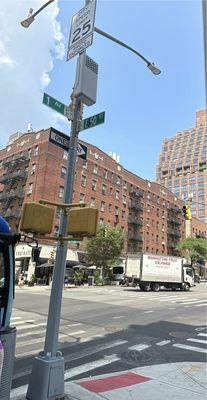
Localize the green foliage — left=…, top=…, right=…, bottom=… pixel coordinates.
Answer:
left=93, top=270, right=103, bottom=286
left=73, top=269, right=84, bottom=285
left=86, top=224, right=124, bottom=278
left=176, top=237, right=207, bottom=265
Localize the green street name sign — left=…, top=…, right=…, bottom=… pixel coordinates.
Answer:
left=43, top=93, right=72, bottom=119
left=80, top=112, right=105, bottom=131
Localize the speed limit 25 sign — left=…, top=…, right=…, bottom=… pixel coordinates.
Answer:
left=67, top=0, right=97, bottom=61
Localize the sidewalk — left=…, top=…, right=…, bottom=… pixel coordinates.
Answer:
left=11, top=362, right=207, bottom=399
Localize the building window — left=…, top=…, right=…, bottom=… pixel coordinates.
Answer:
left=58, top=186, right=64, bottom=198
left=116, top=176, right=121, bottom=186
left=101, top=201, right=105, bottom=212
left=103, top=169, right=107, bottom=179
left=80, top=193, right=85, bottom=203
left=109, top=204, right=112, bottom=212
left=31, top=164, right=36, bottom=174
left=115, top=206, right=119, bottom=216
left=122, top=210, right=126, bottom=220
left=123, top=195, right=126, bottom=204
left=116, top=190, right=119, bottom=200
left=90, top=197, right=95, bottom=207
left=102, top=184, right=106, bottom=195
left=81, top=175, right=86, bottom=187
left=83, top=161, right=87, bottom=169
left=100, top=218, right=104, bottom=225
left=28, top=148, right=32, bottom=159
left=93, top=164, right=98, bottom=174
left=61, top=166, right=66, bottom=179
left=63, top=150, right=68, bottom=160
left=92, top=180, right=97, bottom=191
left=34, top=145, right=39, bottom=156
left=27, top=183, right=33, bottom=195
left=123, top=181, right=127, bottom=190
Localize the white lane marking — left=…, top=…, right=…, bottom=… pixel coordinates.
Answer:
left=194, top=303, right=207, bottom=307
left=129, top=344, right=150, bottom=351
left=156, top=340, right=171, bottom=346
left=13, top=320, right=35, bottom=325
left=67, top=323, right=82, bottom=327
left=181, top=300, right=207, bottom=305
left=198, top=333, right=207, bottom=337
left=17, top=329, right=45, bottom=338
left=173, top=343, right=207, bottom=354
left=195, top=327, right=207, bottom=331
left=144, top=311, right=154, bottom=314
left=113, top=316, right=125, bottom=319
left=16, top=334, right=68, bottom=348
left=158, top=297, right=187, bottom=302
left=187, top=338, right=207, bottom=345
left=168, top=307, right=176, bottom=310
left=171, top=298, right=198, bottom=303
left=13, top=339, right=128, bottom=379
left=66, top=330, right=86, bottom=336
left=64, top=354, right=120, bottom=380
left=11, top=317, right=22, bottom=321
left=17, top=323, right=46, bottom=331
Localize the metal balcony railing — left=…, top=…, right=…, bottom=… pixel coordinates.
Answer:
left=0, top=170, right=28, bottom=184
left=129, top=202, right=143, bottom=211
left=3, top=151, right=30, bottom=167
left=128, top=233, right=143, bottom=242
left=128, top=217, right=143, bottom=226
left=0, top=188, right=25, bottom=201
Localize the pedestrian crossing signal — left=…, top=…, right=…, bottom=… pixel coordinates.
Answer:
left=20, top=202, right=55, bottom=234
left=67, top=207, right=98, bottom=236
left=50, top=250, right=55, bottom=259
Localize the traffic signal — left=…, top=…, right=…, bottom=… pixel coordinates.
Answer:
left=50, top=250, right=55, bottom=260
left=182, top=205, right=191, bottom=220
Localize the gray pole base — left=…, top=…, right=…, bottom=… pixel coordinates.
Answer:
left=26, top=354, right=65, bottom=400
left=0, top=326, right=16, bottom=400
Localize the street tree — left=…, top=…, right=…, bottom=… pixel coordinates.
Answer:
left=176, top=237, right=207, bottom=266
left=86, top=224, right=124, bottom=279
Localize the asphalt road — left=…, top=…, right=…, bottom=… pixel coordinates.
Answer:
left=11, top=283, right=207, bottom=390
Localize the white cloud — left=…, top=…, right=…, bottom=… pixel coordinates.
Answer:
left=0, top=0, right=66, bottom=147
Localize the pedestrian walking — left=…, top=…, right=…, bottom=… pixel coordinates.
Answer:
left=18, top=274, right=24, bottom=289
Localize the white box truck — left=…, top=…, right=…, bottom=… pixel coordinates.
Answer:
left=124, top=253, right=195, bottom=291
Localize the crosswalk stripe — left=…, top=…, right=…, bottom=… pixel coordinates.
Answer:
left=11, top=317, right=22, bottom=321
left=67, top=323, right=82, bottom=327
left=13, top=320, right=35, bottom=325
left=13, top=339, right=128, bottom=379
left=187, top=338, right=207, bottom=345
left=16, top=334, right=68, bottom=348
left=64, top=354, right=120, bottom=380
left=171, top=298, right=198, bottom=303
left=17, top=323, right=46, bottom=331
left=129, top=344, right=150, bottom=351
left=144, top=311, right=154, bottom=313
left=181, top=300, right=207, bottom=305
left=66, top=330, right=86, bottom=336
left=198, top=333, right=207, bottom=337
left=17, top=329, right=45, bottom=338
left=173, top=343, right=207, bottom=354
left=156, top=340, right=171, bottom=346
left=194, top=303, right=207, bottom=307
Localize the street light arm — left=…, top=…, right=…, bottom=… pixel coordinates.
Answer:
left=94, top=26, right=161, bottom=75
left=20, top=0, right=55, bottom=28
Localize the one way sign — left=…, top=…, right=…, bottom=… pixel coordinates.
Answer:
left=49, top=128, right=87, bottom=159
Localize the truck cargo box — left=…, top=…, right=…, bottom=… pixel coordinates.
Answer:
left=140, top=254, right=183, bottom=283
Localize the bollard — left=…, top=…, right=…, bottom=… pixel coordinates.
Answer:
left=0, top=327, right=16, bottom=400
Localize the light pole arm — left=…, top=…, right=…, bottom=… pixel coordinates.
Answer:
left=94, top=26, right=161, bottom=75
left=21, top=0, right=55, bottom=27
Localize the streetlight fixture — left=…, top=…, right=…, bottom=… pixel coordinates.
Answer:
left=20, top=0, right=55, bottom=28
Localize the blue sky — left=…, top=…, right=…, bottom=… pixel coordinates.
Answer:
left=1, top=0, right=205, bottom=181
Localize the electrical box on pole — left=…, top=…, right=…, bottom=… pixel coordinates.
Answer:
left=73, top=54, right=98, bottom=105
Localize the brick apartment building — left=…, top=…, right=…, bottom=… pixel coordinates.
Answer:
left=0, top=127, right=188, bottom=257
left=156, top=108, right=207, bottom=223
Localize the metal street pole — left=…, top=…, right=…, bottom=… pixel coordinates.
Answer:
left=26, top=2, right=90, bottom=399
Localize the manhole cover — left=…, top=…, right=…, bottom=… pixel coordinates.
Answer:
left=169, top=331, right=190, bottom=338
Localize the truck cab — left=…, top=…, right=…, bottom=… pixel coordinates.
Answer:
left=183, top=265, right=195, bottom=288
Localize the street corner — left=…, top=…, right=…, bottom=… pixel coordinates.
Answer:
left=65, top=362, right=207, bottom=400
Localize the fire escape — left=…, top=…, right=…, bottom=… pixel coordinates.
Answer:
left=128, top=187, right=144, bottom=253
left=167, top=205, right=183, bottom=256
left=0, top=152, right=30, bottom=231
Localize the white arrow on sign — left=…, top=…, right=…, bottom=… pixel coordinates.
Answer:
left=67, top=0, right=97, bottom=61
